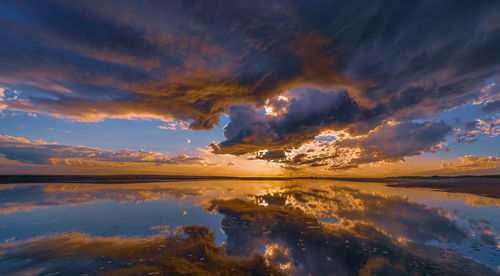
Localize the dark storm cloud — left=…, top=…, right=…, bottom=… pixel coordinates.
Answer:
left=210, top=88, right=454, bottom=160
left=213, top=102, right=453, bottom=169
left=0, top=135, right=203, bottom=165
left=211, top=90, right=360, bottom=155
left=1, top=0, right=500, bottom=165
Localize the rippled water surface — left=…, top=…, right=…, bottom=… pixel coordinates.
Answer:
left=1, top=180, right=499, bottom=275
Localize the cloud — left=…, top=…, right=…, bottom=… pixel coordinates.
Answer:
left=158, top=125, right=176, bottom=130
left=0, top=135, right=203, bottom=165
left=210, top=89, right=361, bottom=155
left=457, top=120, right=481, bottom=144
left=252, top=150, right=287, bottom=161
left=477, top=116, right=500, bottom=137
left=455, top=115, right=500, bottom=144
left=338, top=121, right=452, bottom=167
left=454, top=114, right=500, bottom=144
left=0, top=87, right=6, bottom=112
left=464, top=121, right=479, bottom=131
left=482, top=100, right=500, bottom=114
left=0, top=0, right=499, bottom=133
left=456, top=130, right=480, bottom=144
left=441, top=155, right=500, bottom=172
left=217, top=114, right=453, bottom=170
left=158, top=120, right=189, bottom=130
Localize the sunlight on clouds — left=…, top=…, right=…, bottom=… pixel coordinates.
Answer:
left=473, top=81, right=498, bottom=105
left=0, top=0, right=499, bottom=176
left=441, top=155, right=500, bottom=171
left=158, top=120, right=190, bottom=130
left=0, top=133, right=286, bottom=176
left=477, top=116, right=500, bottom=137
left=0, top=87, right=6, bottom=112
left=264, top=94, right=289, bottom=117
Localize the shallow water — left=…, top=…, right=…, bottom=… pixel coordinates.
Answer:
left=0, top=180, right=499, bottom=275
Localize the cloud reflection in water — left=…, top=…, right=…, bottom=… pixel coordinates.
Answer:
left=0, top=180, right=498, bottom=275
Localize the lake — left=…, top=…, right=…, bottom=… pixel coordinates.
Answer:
left=0, top=179, right=499, bottom=275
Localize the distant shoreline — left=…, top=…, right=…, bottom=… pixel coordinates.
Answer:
left=1, top=174, right=499, bottom=198
left=0, top=174, right=498, bottom=182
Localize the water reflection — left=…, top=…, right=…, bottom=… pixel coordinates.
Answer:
left=0, top=180, right=499, bottom=275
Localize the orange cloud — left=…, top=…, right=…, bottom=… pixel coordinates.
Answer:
left=0, top=134, right=203, bottom=165
left=441, top=155, right=500, bottom=172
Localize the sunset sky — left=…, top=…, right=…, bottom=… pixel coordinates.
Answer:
left=0, top=0, right=499, bottom=176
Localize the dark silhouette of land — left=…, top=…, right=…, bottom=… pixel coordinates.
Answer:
left=1, top=174, right=499, bottom=198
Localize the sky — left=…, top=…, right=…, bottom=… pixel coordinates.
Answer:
left=0, top=0, right=499, bottom=176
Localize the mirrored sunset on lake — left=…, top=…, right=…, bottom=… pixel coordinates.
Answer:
left=1, top=179, right=499, bottom=275
left=0, top=0, right=499, bottom=275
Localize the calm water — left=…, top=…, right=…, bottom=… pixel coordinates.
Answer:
left=0, top=180, right=499, bottom=275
